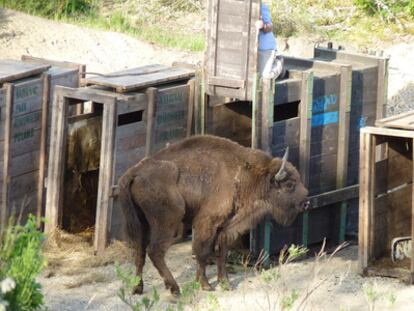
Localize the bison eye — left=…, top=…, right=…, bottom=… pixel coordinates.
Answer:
left=284, top=181, right=295, bottom=191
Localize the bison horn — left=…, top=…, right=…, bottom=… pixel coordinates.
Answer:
left=275, top=147, right=289, bottom=182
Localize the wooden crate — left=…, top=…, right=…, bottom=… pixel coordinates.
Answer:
left=201, top=51, right=386, bottom=256
left=0, top=58, right=82, bottom=229
left=360, top=114, right=414, bottom=283
left=44, top=66, right=195, bottom=253
left=204, top=0, right=260, bottom=101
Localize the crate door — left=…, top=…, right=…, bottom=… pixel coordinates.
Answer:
left=205, top=0, right=260, bottom=101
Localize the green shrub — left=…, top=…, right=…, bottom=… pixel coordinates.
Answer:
left=0, top=0, right=96, bottom=18
left=0, top=215, right=45, bottom=311
left=354, top=0, right=414, bottom=19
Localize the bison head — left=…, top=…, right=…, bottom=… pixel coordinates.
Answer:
left=263, top=148, right=309, bottom=226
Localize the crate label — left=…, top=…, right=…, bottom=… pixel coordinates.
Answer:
left=312, top=94, right=337, bottom=114
left=157, top=127, right=185, bottom=142
left=156, top=110, right=186, bottom=126
left=311, top=111, right=338, bottom=128
left=157, top=88, right=187, bottom=108
left=13, top=111, right=41, bottom=129
left=14, top=84, right=40, bottom=101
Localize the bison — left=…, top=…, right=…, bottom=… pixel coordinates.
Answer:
left=118, top=135, right=309, bottom=296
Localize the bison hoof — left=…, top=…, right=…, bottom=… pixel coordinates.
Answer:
left=132, top=284, right=144, bottom=295
left=201, top=282, right=214, bottom=291
left=170, top=287, right=181, bottom=298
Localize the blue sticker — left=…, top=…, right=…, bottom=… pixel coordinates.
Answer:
left=358, top=116, right=367, bottom=129
left=312, top=111, right=339, bottom=127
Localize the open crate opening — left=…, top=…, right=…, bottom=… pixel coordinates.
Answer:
left=360, top=122, right=414, bottom=283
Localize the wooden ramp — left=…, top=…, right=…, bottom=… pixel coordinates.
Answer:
left=82, top=64, right=195, bottom=92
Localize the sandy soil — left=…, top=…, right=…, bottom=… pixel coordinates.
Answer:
left=2, top=8, right=414, bottom=311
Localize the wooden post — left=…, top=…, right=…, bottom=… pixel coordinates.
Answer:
left=359, top=130, right=375, bottom=274
left=44, top=88, right=69, bottom=233
left=261, top=77, right=275, bottom=265
left=299, top=71, right=313, bottom=246
left=37, top=73, right=50, bottom=227
left=412, top=139, right=414, bottom=283
left=337, top=65, right=352, bottom=243
left=251, top=74, right=261, bottom=149
left=145, top=88, right=157, bottom=156
left=1, top=84, right=13, bottom=232
left=186, top=79, right=196, bottom=137
left=94, top=99, right=117, bottom=254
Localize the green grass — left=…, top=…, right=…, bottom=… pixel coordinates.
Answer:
left=0, top=0, right=205, bottom=52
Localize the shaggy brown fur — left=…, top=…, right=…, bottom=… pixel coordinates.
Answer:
left=118, top=135, right=309, bottom=296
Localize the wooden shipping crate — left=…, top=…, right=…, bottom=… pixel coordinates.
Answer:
left=201, top=53, right=383, bottom=255
left=0, top=58, right=82, bottom=229
left=359, top=113, right=414, bottom=283
left=44, top=65, right=195, bottom=253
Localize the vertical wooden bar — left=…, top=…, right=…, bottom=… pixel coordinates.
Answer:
left=201, top=84, right=206, bottom=135
left=186, top=79, right=195, bottom=137
left=1, top=84, right=13, bottom=231
left=94, top=99, right=117, bottom=254
left=145, top=87, right=157, bottom=156
left=261, top=77, right=275, bottom=266
left=251, top=74, right=260, bottom=149
left=299, top=71, right=313, bottom=246
left=376, top=57, right=389, bottom=121
left=358, top=130, right=374, bottom=273
left=337, top=65, right=352, bottom=243
left=44, top=88, right=69, bottom=233
left=411, top=139, right=414, bottom=283
left=260, top=78, right=274, bottom=153
left=37, top=73, right=50, bottom=227
left=194, top=72, right=201, bottom=135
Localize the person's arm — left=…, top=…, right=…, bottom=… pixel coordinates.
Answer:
left=260, top=4, right=273, bottom=33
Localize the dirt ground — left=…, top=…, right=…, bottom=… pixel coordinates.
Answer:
left=2, top=8, right=414, bottom=311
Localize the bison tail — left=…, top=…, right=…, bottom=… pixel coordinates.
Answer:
left=118, top=170, right=144, bottom=248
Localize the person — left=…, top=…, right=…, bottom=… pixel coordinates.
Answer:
left=256, top=1, right=284, bottom=79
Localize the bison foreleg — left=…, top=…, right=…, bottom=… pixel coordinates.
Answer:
left=216, top=232, right=230, bottom=286
left=192, top=222, right=217, bottom=291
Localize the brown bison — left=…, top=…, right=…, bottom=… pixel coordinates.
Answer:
left=118, top=135, right=309, bottom=296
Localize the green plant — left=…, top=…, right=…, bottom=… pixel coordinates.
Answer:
left=0, top=215, right=45, bottom=311
left=354, top=0, right=414, bottom=19
left=362, top=282, right=378, bottom=311
left=115, top=263, right=160, bottom=311
left=280, top=289, right=299, bottom=310
left=176, top=280, right=201, bottom=311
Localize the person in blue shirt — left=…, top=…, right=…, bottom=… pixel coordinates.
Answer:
left=257, top=1, right=284, bottom=79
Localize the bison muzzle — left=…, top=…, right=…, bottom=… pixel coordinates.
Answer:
left=118, top=135, right=309, bottom=296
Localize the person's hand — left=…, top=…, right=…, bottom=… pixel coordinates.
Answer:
left=255, top=19, right=264, bottom=30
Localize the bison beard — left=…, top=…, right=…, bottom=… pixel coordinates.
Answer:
left=118, top=135, right=309, bottom=296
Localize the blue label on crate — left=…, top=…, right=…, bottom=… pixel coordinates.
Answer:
left=312, top=111, right=339, bottom=127
left=312, top=94, right=338, bottom=114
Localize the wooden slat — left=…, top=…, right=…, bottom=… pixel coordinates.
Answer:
left=0, top=84, right=13, bottom=231
left=359, top=131, right=374, bottom=273
left=375, top=111, right=414, bottom=130
left=145, top=88, right=157, bottom=156
left=94, top=98, right=117, bottom=254
left=208, top=76, right=245, bottom=89
left=186, top=79, right=195, bottom=137
left=362, top=126, right=414, bottom=139
left=0, top=60, right=49, bottom=84
left=309, top=184, right=359, bottom=209
left=45, top=88, right=69, bottom=232
left=260, top=78, right=274, bottom=153
left=411, top=140, right=414, bottom=277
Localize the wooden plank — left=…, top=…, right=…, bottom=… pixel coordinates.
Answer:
left=362, top=126, right=414, bottom=139
left=208, top=76, right=245, bottom=89
left=145, top=88, right=157, bottom=156
left=260, top=78, right=274, bottom=153
left=359, top=131, right=374, bottom=273
left=411, top=139, right=414, bottom=277
left=44, top=89, right=69, bottom=233
left=0, top=84, right=13, bottom=231
left=376, top=57, right=389, bottom=121
left=37, top=73, right=49, bottom=224
left=186, top=79, right=195, bottom=137
left=95, top=98, right=117, bottom=254
left=376, top=111, right=414, bottom=130
left=0, top=60, right=49, bottom=84
left=10, top=150, right=40, bottom=177
left=83, top=65, right=195, bottom=92
left=309, top=185, right=359, bottom=209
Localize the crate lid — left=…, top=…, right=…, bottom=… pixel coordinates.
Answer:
left=376, top=111, right=414, bottom=130
left=0, top=60, right=50, bottom=84
left=82, top=64, right=195, bottom=93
